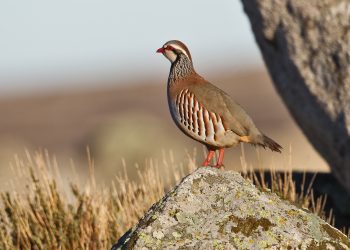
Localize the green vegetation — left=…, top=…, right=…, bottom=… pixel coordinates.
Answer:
left=0, top=150, right=348, bottom=249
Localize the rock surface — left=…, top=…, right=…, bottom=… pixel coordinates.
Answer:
left=241, top=0, right=350, bottom=195
left=113, top=167, right=350, bottom=249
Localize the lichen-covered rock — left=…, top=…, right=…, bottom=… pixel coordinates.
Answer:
left=241, top=0, right=350, bottom=195
left=113, top=167, right=350, bottom=249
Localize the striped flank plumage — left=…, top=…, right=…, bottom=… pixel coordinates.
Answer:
left=157, top=40, right=282, bottom=168
left=175, top=88, right=228, bottom=146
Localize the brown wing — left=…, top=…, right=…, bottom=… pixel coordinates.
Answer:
left=187, top=80, right=260, bottom=137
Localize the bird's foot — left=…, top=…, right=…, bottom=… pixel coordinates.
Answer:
left=202, top=161, right=210, bottom=167
left=213, top=164, right=224, bottom=169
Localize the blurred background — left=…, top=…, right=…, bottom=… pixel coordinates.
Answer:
left=0, top=0, right=329, bottom=186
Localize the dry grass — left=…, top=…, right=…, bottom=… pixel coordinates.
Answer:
left=0, top=149, right=348, bottom=249
left=0, top=149, right=195, bottom=250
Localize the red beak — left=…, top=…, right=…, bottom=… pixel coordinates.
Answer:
left=156, top=47, right=165, bottom=53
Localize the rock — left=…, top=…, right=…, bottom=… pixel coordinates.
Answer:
left=241, top=0, right=350, bottom=195
left=112, top=167, right=350, bottom=249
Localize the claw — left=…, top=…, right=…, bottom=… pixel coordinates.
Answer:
left=213, top=164, right=224, bottom=169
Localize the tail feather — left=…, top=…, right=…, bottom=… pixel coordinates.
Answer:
left=240, top=134, right=282, bottom=153
left=259, top=135, right=282, bottom=153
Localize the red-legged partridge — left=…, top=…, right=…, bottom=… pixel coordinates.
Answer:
left=157, top=40, right=282, bottom=168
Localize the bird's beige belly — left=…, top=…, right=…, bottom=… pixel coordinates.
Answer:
left=169, top=90, right=240, bottom=148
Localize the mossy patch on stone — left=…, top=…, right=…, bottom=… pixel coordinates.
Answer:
left=230, top=215, right=274, bottom=236
left=191, top=178, right=202, bottom=194
left=203, top=173, right=229, bottom=186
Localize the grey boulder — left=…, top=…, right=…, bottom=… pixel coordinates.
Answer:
left=113, top=167, right=350, bottom=249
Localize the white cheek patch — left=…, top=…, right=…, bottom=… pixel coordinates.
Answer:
left=164, top=50, right=177, bottom=62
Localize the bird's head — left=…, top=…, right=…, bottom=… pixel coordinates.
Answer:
left=156, top=40, right=192, bottom=63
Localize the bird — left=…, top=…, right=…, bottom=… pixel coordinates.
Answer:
left=156, top=40, right=282, bottom=168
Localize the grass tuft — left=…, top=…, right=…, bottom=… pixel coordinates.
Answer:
left=0, top=149, right=348, bottom=249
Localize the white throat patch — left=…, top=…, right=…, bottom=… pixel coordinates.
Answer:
left=164, top=49, right=177, bottom=63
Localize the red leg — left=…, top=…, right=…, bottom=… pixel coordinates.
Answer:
left=202, top=150, right=215, bottom=166
left=214, top=148, right=225, bottom=168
